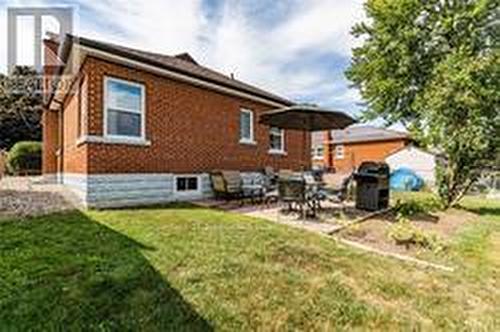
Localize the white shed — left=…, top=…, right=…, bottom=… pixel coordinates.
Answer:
left=385, top=146, right=436, bottom=185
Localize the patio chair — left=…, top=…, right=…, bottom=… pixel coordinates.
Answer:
left=320, top=172, right=353, bottom=206
left=210, top=172, right=227, bottom=200
left=221, top=171, right=243, bottom=194
left=263, top=166, right=277, bottom=190
left=303, top=173, right=322, bottom=213
left=278, top=177, right=307, bottom=217
left=241, top=172, right=266, bottom=204
left=278, top=169, right=294, bottom=178
left=210, top=171, right=264, bottom=204
left=210, top=171, right=243, bottom=200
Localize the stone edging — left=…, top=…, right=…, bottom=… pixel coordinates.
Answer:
left=333, top=237, right=455, bottom=272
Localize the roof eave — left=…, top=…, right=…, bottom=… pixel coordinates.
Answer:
left=328, top=136, right=411, bottom=145
left=48, top=35, right=294, bottom=108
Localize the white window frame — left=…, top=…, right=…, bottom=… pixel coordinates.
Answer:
left=78, top=75, right=88, bottom=139
left=335, top=145, right=344, bottom=160
left=174, top=175, right=202, bottom=196
left=312, top=146, right=324, bottom=160
left=239, top=108, right=255, bottom=144
left=103, top=76, right=146, bottom=141
left=268, top=127, right=286, bottom=154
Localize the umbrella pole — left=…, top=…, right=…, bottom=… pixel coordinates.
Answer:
left=302, top=130, right=306, bottom=171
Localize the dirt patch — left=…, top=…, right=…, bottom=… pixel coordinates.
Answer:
left=337, top=209, right=478, bottom=258
left=318, top=205, right=371, bottom=223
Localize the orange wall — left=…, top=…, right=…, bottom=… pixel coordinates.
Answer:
left=328, top=139, right=408, bottom=173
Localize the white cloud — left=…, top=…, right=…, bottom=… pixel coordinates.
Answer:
left=0, top=0, right=366, bottom=114
left=271, top=0, right=364, bottom=58
left=77, top=0, right=205, bottom=56
left=202, top=0, right=365, bottom=113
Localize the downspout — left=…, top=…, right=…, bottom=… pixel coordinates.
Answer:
left=53, top=99, right=64, bottom=183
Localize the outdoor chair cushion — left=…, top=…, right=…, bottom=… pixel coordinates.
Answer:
left=221, top=171, right=243, bottom=193
left=210, top=173, right=226, bottom=193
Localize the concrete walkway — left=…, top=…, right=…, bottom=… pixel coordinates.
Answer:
left=0, top=176, right=79, bottom=219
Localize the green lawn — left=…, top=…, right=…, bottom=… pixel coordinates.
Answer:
left=0, top=195, right=499, bottom=330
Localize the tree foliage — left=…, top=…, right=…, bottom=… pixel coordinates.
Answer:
left=347, top=0, right=499, bottom=207
left=0, top=67, right=43, bottom=151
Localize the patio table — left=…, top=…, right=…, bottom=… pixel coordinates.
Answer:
left=242, top=184, right=265, bottom=203
left=278, top=174, right=324, bottom=218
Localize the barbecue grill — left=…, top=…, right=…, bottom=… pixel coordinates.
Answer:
left=354, top=162, right=390, bottom=211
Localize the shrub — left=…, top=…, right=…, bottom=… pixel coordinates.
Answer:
left=7, top=141, right=42, bottom=174
left=388, top=217, right=446, bottom=253
left=393, top=195, right=443, bottom=218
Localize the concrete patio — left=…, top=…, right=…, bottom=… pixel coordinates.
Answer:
left=195, top=198, right=372, bottom=235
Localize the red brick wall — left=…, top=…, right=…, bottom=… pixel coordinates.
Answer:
left=61, top=80, right=88, bottom=173
left=329, top=139, right=407, bottom=173
left=41, top=110, right=59, bottom=174
left=42, top=40, right=58, bottom=175
left=48, top=55, right=310, bottom=175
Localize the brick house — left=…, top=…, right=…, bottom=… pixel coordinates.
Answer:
left=317, top=126, right=410, bottom=173
left=43, top=34, right=311, bottom=207
left=311, top=131, right=327, bottom=169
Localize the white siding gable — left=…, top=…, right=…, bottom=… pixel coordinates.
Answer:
left=385, top=146, right=436, bottom=185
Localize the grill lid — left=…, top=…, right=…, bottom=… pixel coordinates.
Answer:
left=356, top=162, right=390, bottom=176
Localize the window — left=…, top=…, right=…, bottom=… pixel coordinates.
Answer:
left=312, top=146, right=324, bottom=159
left=78, top=76, right=87, bottom=138
left=239, top=108, right=254, bottom=143
left=175, top=176, right=199, bottom=193
left=335, top=145, right=344, bottom=159
left=269, top=127, right=285, bottom=153
left=104, top=77, right=145, bottom=139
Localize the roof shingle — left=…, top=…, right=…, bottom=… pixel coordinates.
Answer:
left=67, top=35, right=293, bottom=106
left=330, top=126, right=409, bottom=144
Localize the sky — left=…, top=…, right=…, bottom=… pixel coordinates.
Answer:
left=0, top=0, right=371, bottom=119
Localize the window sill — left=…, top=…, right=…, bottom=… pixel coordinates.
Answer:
left=239, top=139, right=257, bottom=146
left=77, top=135, right=151, bottom=147
left=268, top=149, right=287, bottom=156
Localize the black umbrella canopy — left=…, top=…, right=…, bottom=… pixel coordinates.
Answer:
left=259, top=105, right=356, bottom=131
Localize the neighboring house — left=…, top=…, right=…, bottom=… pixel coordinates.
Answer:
left=322, top=126, right=410, bottom=173
left=42, top=34, right=310, bottom=208
left=385, top=145, right=437, bottom=185
left=311, top=131, right=326, bottom=169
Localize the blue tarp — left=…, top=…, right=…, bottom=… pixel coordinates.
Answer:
left=390, top=167, right=424, bottom=191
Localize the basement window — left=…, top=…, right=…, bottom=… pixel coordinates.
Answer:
left=175, top=176, right=200, bottom=193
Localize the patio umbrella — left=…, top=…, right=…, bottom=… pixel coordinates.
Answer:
left=259, top=105, right=356, bottom=168
left=259, top=105, right=355, bottom=131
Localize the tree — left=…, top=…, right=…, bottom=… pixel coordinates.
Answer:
left=346, top=0, right=499, bottom=207
left=0, top=66, right=43, bottom=151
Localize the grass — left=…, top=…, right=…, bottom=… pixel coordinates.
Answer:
left=0, top=196, right=499, bottom=330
